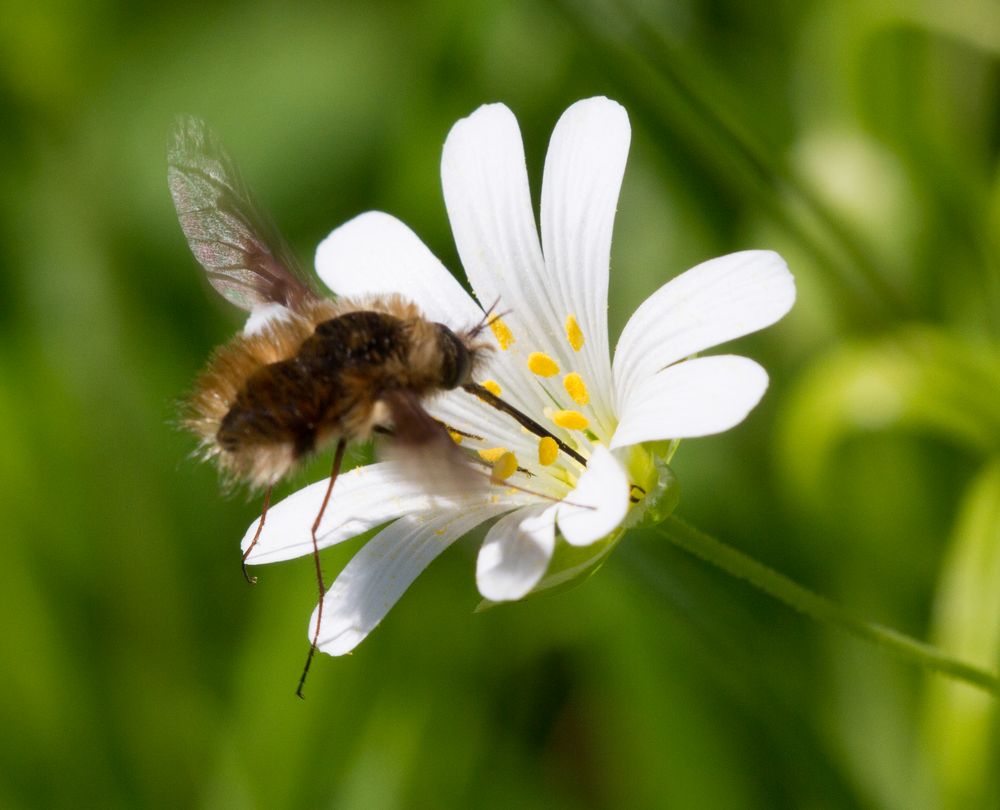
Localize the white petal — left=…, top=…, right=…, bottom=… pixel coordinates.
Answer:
left=314, top=211, right=483, bottom=330
left=309, top=503, right=509, bottom=655
left=610, top=355, right=769, bottom=449
left=441, top=104, right=548, bottom=342
left=440, top=104, right=560, bottom=418
left=241, top=462, right=491, bottom=564
left=540, top=97, right=629, bottom=428
left=557, top=445, right=630, bottom=546
left=613, top=250, right=794, bottom=410
left=476, top=505, right=557, bottom=601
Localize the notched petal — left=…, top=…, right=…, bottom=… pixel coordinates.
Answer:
left=476, top=505, right=557, bottom=602
left=557, top=446, right=631, bottom=546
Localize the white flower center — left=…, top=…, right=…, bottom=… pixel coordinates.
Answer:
left=452, top=309, right=653, bottom=508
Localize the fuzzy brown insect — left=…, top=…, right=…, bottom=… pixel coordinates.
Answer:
left=169, top=117, right=494, bottom=695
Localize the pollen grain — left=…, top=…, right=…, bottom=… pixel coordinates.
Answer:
left=478, top=447, right=508, bottom=463
left=482, top=379, right=502, bottom=396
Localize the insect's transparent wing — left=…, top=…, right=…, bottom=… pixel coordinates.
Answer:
left=168, top=116, right=317, bottom=312
left=380, top=390, right=488, bottom=499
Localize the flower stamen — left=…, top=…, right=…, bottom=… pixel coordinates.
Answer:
left=538, top=436, right=558, bottom=466
left=549, top=409, right=589, bottom=431
left=482, top=379, right=502, bottom=396
left=565, top=315, right=584, bottom=351
left=528, top=352, right=560, bottom=377
left=490, top=451, right=518, bottom=482
left=478, top=447, right=508, bottom=462
left=563, top=372, right=589, bottom=405
left=489, top=316, right=515, bottom=350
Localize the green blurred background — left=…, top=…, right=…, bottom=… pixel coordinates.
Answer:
left=2, top=0, right=999, bottom=807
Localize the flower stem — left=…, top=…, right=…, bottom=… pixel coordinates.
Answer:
left=657, top=516, right=1000, bottom=696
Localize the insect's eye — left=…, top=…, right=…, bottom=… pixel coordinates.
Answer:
left=436, top=324, right=472, bottom=389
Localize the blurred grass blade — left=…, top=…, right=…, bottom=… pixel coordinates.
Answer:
left=659, top=516, right=1000, bottom=695
left=778, top=327, right=1000, bottom=502
left=921, top=460, right=1000, bottom=806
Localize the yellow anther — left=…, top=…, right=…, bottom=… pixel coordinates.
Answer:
left=550, top=409, right=589, bottom=431
left=491, top=451, right=518, bottom=482
left=528, top=352, right=560, bottom=377
left=563, top=372, right=589, bottom=405
left=448, top=430, right=463, bottom=445
left=482, top=379, right=502, bottom=396
left=489, top=316, right=515, bottom=350
left=538, top=436, right=558, bottom=466
left=478, top=447, right=508, bottom=463
left=565, top=315, right=584, bottom=351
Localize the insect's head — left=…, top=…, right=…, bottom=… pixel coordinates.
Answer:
left=434, top=323, right=492, bottom=389
left=434, top=299, right=506, bottom=389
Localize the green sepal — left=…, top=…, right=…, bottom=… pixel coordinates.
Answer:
left=631, top=459, right=681, bottom=531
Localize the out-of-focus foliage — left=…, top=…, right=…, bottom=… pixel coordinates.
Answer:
left=1, top=0, right=998, bottom=807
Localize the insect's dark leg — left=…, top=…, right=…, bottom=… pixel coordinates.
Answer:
left=431, top=420, right=483, bottom=442
left=241, top=486, right=273, bottom=585
left=467, top=297, right=507, bottom=338
left=462, top=383, right=588, bottom=466
left=296, top=438, right=348, bottom=699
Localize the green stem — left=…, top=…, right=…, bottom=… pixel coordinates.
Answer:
left=658, top=516, right=1000, bottom=696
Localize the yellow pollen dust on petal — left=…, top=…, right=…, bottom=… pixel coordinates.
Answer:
left=448, top=430, right=463, bottom=445
left=550, top=409, right=589, bottom=431
left=565, top=315, right=584, bottom=351
left=491, top=451, right=518, bottom=483
left=489, top=316, right=515, bottom=350
left=528, top=352, right=560, bottom=377
left=482, top=379, right=502, bottom=396
left=538, top=436, right=558, bottom=466
left=478, top=447, right=508, bottom=463
left=563, top=372, right=589, bottom=405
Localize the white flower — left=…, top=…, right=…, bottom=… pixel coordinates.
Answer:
left=242, top=97, right=795, bottom=655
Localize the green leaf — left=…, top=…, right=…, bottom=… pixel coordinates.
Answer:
left=921, top=459, right=1000, bottom=806
left=778, top=327, right=1000, bottom=502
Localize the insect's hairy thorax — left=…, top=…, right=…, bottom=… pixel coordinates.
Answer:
left=302, top=311, right=409, bottom=381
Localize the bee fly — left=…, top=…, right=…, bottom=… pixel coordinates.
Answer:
left=169, top=117, right=584, bottom=696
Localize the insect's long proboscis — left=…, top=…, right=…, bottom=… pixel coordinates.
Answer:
left=462, top=383, right=588, bottom=467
